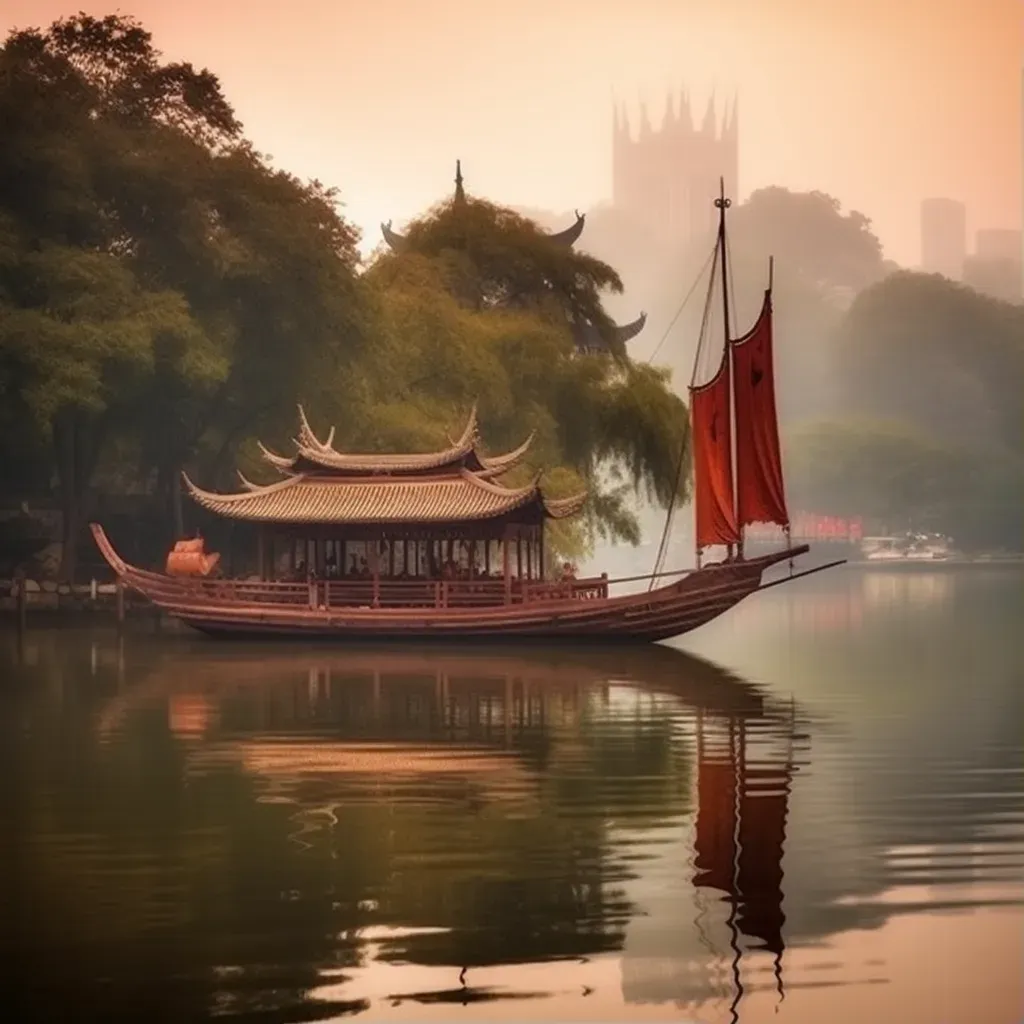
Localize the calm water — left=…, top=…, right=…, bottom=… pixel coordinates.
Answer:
left=1, top=567, right=1022, bottom=1023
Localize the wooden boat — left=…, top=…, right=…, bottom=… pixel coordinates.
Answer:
left=91, top=184, right=841, bottom=642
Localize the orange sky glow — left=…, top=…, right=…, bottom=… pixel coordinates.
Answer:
left=6, top=0, right=1022, bottom=267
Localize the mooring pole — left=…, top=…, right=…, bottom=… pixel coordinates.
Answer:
left=15, top=574, right=26, bottom=633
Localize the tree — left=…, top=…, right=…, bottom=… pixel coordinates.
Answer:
left=836, top=271, right=1024, bottom=459
left=0, top=15, right=241, bottom=577
left=729, top=187, right=886, bottom=294
left=0, top=14, right=365, bottom=576
left=375, top=190, right=627, bottom=353
left=0, top=218, right=221, bottom=579
left=785, top=419, right=978, bottom=534
left=347, top=196, right=690, bottom=552
left=784, top=273, right=1024, bottom=551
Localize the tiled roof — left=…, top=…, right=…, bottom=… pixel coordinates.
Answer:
left=183, top=469, right=585, bottom=525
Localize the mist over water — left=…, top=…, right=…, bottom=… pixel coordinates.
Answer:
left=2, top=566, right=1021, bottom=1022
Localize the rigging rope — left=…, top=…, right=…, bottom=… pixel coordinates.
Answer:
left=645, top=242, right=718, bottom=367
left=649, top=244, right=721, bottom=589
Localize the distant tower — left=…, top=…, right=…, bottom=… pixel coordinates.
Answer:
left=612, top=89, right=738, bottom=247
left=920, top=198, right=966, bottom=280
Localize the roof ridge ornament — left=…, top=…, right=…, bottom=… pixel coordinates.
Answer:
left=257, top=440, right=295, bottom=470
left=454, top=159, right=465, bottom=204
left=296, top=404, right=333, bottom=452
left=455, top=402, right=479, bottom=448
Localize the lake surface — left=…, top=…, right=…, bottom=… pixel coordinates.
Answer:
left=2, top=567, right=1022, bottom=1023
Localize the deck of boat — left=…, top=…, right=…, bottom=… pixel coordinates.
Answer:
left=90, top=524, right=818, bottom=643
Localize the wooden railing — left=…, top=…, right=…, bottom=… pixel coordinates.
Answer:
left=322, top=576, right=609, bottom=609
left=148, top=573, right=610, bottom=610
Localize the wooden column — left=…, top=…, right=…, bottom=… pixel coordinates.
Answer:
left=372, top=670, right=381, bottom=720
left=257, top=527, right=265, bottom=580
left=371, top=537, right=380, bottom=607
left=539, top=524, right=545, bottom=580
left=502, top=526, right=512, bottom=604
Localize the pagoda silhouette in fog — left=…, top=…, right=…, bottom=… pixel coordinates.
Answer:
left=380, top=161, right=648, bottom=355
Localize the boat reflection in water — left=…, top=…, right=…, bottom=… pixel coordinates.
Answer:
left=82, top=641, right=801, bottom=1020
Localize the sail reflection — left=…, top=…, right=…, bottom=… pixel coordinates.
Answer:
left=619, top=688, right=800, bottom=1020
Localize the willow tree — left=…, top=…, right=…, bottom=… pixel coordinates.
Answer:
left=348, top=172, right=689, bottom=554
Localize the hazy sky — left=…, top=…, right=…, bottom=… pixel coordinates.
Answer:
left=6, top=0, right=1021, bottom=266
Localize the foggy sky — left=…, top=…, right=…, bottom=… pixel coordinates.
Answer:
left=6, top=0, right=1021, bottom=267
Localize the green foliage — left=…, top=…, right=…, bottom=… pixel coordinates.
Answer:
left=0, top=13, right=364, bottom=576
left=730, top=187, right=885, bottom=293
left=0, top=234, right=219, bottom=425
left=837, top=271, right=1024, bottom=458
left=786, top=419, right=976, bottom=527
left=375, top=194, right=627, bottom=355
left=786, top=418, right=1024, bottom=550
left=347, top=206, right=689, bottom=553
left=0, top=15, right=684, bottom=572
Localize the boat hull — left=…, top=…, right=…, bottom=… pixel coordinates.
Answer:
left=90, top=524, right=809, bottom=644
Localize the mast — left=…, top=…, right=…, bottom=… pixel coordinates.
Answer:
left=714, top=178, right=739, bottom=560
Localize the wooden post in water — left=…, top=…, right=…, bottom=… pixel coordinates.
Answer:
left=115, top=580, right=125, bottom=628
left=504, top=676, right=512, bottom=749
left=15, top=574, right=26, bottom=632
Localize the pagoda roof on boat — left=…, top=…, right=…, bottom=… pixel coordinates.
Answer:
left=182, top=469, right=586, bottom=526
left=257, top=404, right=534, bottom=478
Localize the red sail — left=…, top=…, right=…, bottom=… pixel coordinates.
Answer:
left=732, top=292, right=789, bottom=529
left=689, top=353, right=740, bottom=549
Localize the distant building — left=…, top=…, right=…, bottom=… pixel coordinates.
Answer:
left=920, top=198, right=966, bottom=280
left=963, top=255, right=1022, bottom=303
left=962, top=229, right=1023, bottom=303
left=975, top=228, right=1022, bottom=261
left=612, top=91, right=738, bottom=248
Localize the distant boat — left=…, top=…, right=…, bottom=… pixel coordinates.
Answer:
left=861, top=534, right=951, bottom=562
left=90, top=183, right=841, bottom=642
